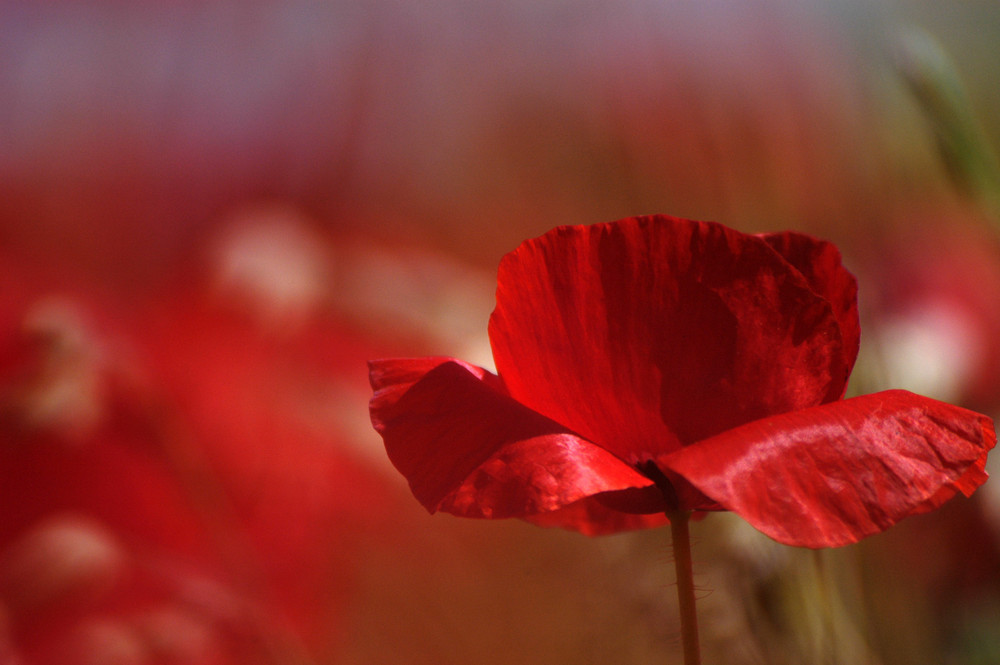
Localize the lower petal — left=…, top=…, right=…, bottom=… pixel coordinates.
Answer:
left=369, top=358, right=653, bottom=520
left=663, top=390, right=996, bottom=548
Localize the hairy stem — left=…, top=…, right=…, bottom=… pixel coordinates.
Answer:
left=668, top=510, right=701, bottom=665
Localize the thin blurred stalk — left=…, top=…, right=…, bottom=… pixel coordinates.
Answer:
left=809, top=548, right=878, bottom=665
left=894, top=27, right=1000, bottom=222
left=812, top=549, right=838, bottom=664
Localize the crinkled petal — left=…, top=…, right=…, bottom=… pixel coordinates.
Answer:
left=760, top=231, right=860, bottom=396
left=909, top=447, right=990, bottom=515
left=368, top=358, right=653, bottom=518
left=489, top=215, right=847, bottom=463
left=663, top=390, right=996, bottom=548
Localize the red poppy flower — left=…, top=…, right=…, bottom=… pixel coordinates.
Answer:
left=369, top=215, right=996, bottom=548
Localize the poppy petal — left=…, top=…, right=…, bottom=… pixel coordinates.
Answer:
left=489, top=215, right=847, bottom=463
left=663, top=390, right=996, bottom=548
left=760, top=231, right=860, bottom=396
left=368, top=359, right=653, bottom=518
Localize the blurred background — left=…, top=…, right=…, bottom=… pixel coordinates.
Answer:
left=2, top=1, right=1000, bottom=663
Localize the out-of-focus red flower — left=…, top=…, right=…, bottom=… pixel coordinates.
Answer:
left=369, top=215, right=996, bottom=548
left=0, top=265, right=248, bottom=664
left=865, top=215, right=1000, bottom=411
left=0, top=213, right=413, bottom=663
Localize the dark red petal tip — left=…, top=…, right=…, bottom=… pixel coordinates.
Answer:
left=664, top=390, right=996, bottom=548
left=369, top=358, right=651, bottom=520
left=759, top=231, right=860, bottom=397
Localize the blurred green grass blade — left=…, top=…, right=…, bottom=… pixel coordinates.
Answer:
left=894, top=27, right=1000, bottom=217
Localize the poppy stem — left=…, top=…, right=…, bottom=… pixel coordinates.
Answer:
left=668, top=510, right=701, bottom=665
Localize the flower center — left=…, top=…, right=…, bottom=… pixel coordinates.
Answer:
left=637, top=460, right=680, bottom=512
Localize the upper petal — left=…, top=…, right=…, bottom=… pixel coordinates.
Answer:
left=368, top=358, right=653, bottom=519
left=759, top=231, right=860, bottom=397
left=662, top=390, right=996, bottom=548
left=488, top=215, right=848, bottom=463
